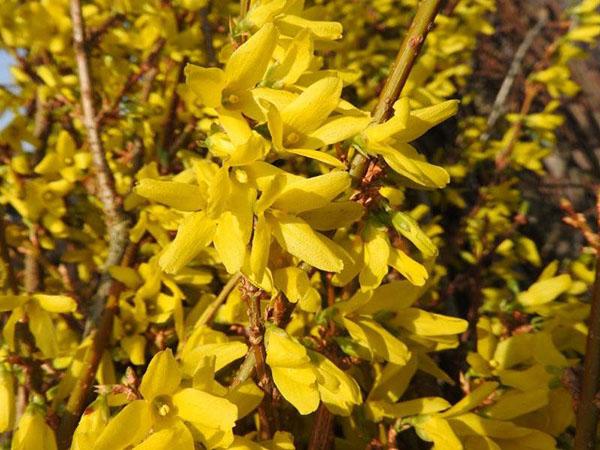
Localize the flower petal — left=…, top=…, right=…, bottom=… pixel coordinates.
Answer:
left=225, top=23, right=278, bottom=92
left=269, top=212, right=344, bottom=272
left=281, top=77, right=342, bottom=135
left=139, top=349, right=181, bottom=400
left=159, top=212, right=217, bottom=274
left=33, top=294, right=77, bottom=313
left=135, top=179, right=205, bottom=211
left=94, top=400, right=153, bottom=450
left=185, top=65, right=226, bottom=108
left=172, top=388, right=237, bottom=430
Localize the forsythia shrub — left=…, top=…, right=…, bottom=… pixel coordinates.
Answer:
left=0, top=0, right=599, bottom=449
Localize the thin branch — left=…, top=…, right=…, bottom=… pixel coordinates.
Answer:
left=69, top=0, right=130, bottom=329
left=483, top=10, right=549, bottom=140
left=0, top=207, right=18, bottom=294
left=200, top=2, right=218, bottom=67
left=159, top=57, right=188, bottom=173
left=196, top=272, right=242, bottom=327
left=240, top=276, right=277, bottom=439
left=574, top=190, right=600, bottom=450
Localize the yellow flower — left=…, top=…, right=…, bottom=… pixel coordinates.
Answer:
left=93, top=349, right=238, bottom=450
left=263, top=76, right=370, bottom=166
left=0, top=293, right=77, bottom=358
left=185, top=23, right=278, bottom=144
left=361, top=97, right=459, bottom=188
left=11, top=406, right=57, bottom=450
left=0, top=365, right=15, bottom=433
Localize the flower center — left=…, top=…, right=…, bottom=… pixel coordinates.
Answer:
left=286, top=132, right=300, bottom=145
left=64, top=157, right=73, bottom=165
left=153, top=395, right=175, bottom=418
left=43, top=191, right=55, bottom=201
left=226, top=94, right=239, bottom=105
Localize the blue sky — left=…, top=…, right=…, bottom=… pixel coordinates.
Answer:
left=0, top=50, right=14, bottom=128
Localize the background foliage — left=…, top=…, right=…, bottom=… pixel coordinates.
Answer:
left=0, top=0, right=599, bottom=449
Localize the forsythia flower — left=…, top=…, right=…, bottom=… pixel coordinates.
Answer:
left=93, top=349, right=238, bottom=450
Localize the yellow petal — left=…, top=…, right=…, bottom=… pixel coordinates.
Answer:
left=249, top=214, right=271, bottom=282
left=33, top=294, right=77, bottom=313
left=0, top=367, right=15, bottom=433
left=172, top=388, right=237, bottom=430
left=94, top=400, right=153, bottom=450
left=135, top=179, right=205, bottom=211
left=269, top=212, right=344, bottom=272
left=310, top=351, right=362, bottom=416
left=271, top=171, right=350, bottom=214
left=441, top=381, right=499, bottom=418
left=417, top=417, right=463, bottom=450
left=284, top=148, right=345, bottom=167
left=11, top=409, right=57, bottom=450
left=27, top=303, right=58, bottom=358
left=388, top=248, right=428, bottom=286
left=226, top=379, right=264, bottom=419
left=364, top=97, right=410, bottom=143
left=359, top=224, right=390, bottom=290
left=225, top=23, right=278, bottom=92
left=159, top=212, right=217, bottom=274
left=299, top=201, right=364, bottom=230
left=518, top=274, right=572, bottom=307
left=390, top=211, right=438, bottom=258
left=394, top=308, right=468, bottom=336
left=307, top=114, right=371, bottom=147
left=139, top=349, right=181, bottom=400
left=265, top=326, right=311, bottom=367
left=371, top=397, right=450, bottom=419
left=185, top=65, right=226, bottom=108
left=377, top=143, right=450, bottom=188
left=122, top=335, right=147, bottom=365
left=484, top=388, right=549, bottom=421
left=132, top=421, right=195, bottom=450
left=342, top=317, right=410, bottom=365
left=268, top=28, right=313, bottom=86
left=281, top=77, right=342, bottom=135
left=0, top=295, right=28, bottom=311
left=271, top=366, right=319, bottom=415
left=275, top=15, right=342, bottom=41
left=392, top=100, right=459, bottom=143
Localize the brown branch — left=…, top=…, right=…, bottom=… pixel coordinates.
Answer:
left=240, top=276, right=277, bottom=439
left=574, top=190, right=600, bottom=450
left=0, top=208, right=18, bottom=295
left=69, top=0, right=130, bottom=329
left=159, top=57, right=188, bottom=173
left=308, top=404, right=335, bottom=450
left=200, top=2, right=218, bottom=67
left=87, top=13, right=126, bottom=49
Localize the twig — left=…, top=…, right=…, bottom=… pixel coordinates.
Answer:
left=308, top=403, right=335, bottom=450
left=69, top=0, right=130, bottom=329
left=200, top=2, right=218, bottom=67
left=574, top=190, right=600, bottom=450
left=196, top=272, right=242, bottom=327
left=159, top=57, right=188, bottom=173
left=483, top=10, right=549, bottom=140
left=240, top=276, right=277, bottom=439
left=0, top=207, right=19, bottom=294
